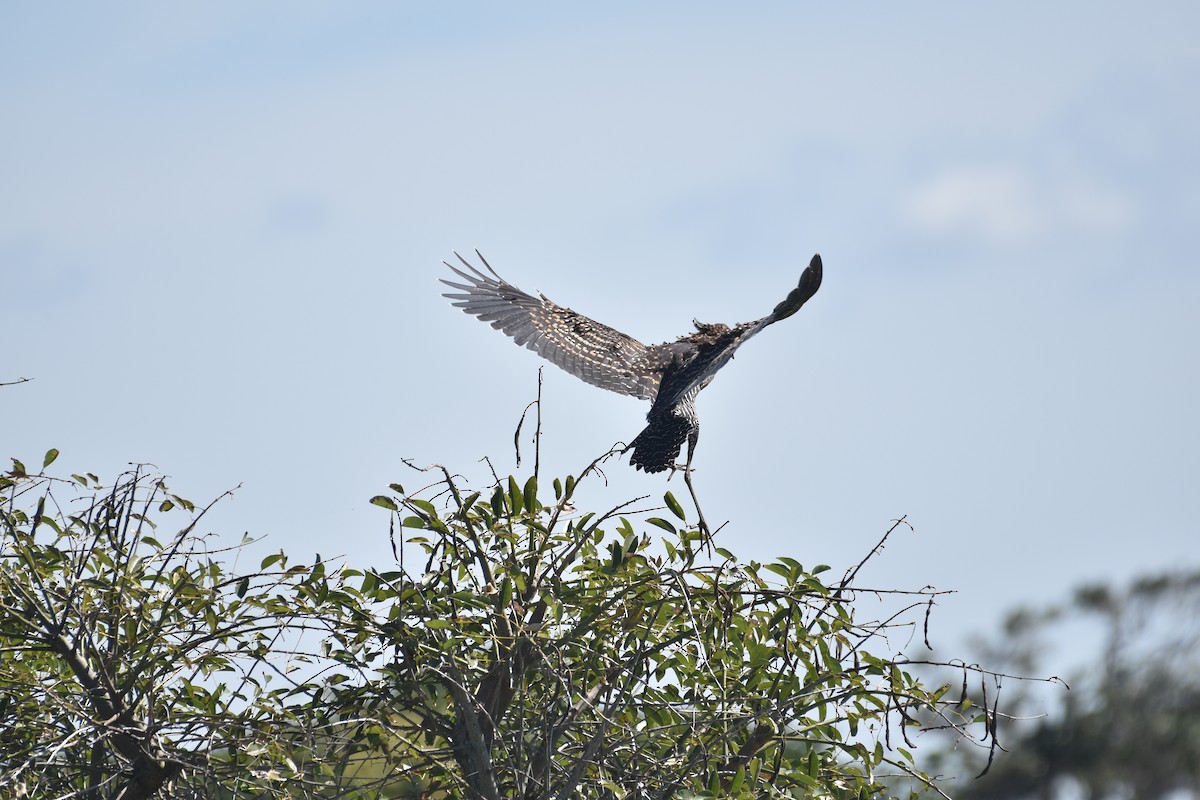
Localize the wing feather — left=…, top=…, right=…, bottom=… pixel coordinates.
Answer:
left=441, top=252, right=660, bottom=401
left=653, top=253, right=823, bottom=410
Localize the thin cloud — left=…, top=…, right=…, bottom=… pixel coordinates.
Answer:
left=903, top=164, right=1134, bottom=247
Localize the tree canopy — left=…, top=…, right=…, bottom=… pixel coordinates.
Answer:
left=923, top=569, right=1200, bottom=800
left=1, top=447, right=1015, bottom=799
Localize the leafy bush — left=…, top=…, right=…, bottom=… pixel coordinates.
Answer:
left=1, top=450, right=1007, bottom=799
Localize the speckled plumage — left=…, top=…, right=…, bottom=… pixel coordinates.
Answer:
left=441, top=251, right=823, bottom=473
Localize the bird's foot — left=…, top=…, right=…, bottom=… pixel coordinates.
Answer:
left=666, top=462, right=694, bottom=481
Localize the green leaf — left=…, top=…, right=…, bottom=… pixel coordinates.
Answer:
left=730, top=765, right=745, bottom=793
left=459, top=492, right=481, bottom=515
left=663, top=491, right=686, bottom=521
left=491, top=486, right=506, bottom=517
left=553, top=478, right=563, bottom=499
left=646, top=517, right=676, bottom=534
left=763, top=563, right=793, bottom=580
left=236, top=576, right=249, bottom=598
left=523, top=475, right=537, bottom=509
left=370, top=495, right=399, bottom=511
left=608, top=540, right=624, bottom=572
left=801, top=578, right=829, bottom=594
left=508, top=475, right=524, bottom=513
left=42, top=448, right=59, bottom=469
left=261, top=553, right=285, bottom=569
left=388, top=482, right=405, bottom=494
left=409, top=498, right=437, bottom=517
left=159, top=499, right=175, bottom=513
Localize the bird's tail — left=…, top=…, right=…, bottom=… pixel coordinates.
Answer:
left=627, top=415, right=691, bottom=474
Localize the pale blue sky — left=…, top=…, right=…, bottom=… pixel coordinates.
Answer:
left=4, top=3, right=1198, bottom=672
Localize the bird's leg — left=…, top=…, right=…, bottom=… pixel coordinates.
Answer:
left=684, top=426, right=698, bottom=476
left=681, top=427, right=713, bottom=555
left=668, top=431, right=697, bottom=479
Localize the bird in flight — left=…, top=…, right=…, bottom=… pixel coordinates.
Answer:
left=441, top=252, right=823, bottom=475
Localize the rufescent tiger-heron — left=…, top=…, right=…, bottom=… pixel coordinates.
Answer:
left=441, top=252, right=823, bottom=476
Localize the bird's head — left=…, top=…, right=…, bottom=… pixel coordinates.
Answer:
left=691, top=320, right=730, bottom=335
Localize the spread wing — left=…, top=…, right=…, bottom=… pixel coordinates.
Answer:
left=654, top=253, right=824, bottom=411
left=441, top=252, right=660, bottom=401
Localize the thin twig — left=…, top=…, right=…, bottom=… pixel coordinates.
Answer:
left=835, top=515, right=912, bottom=600
left=512, top=368, right=544, bottom=480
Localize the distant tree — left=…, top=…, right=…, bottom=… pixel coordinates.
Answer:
left=922, top=570, right=1200, bottom=800
left=1, top=446, right=1015, bottom=799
